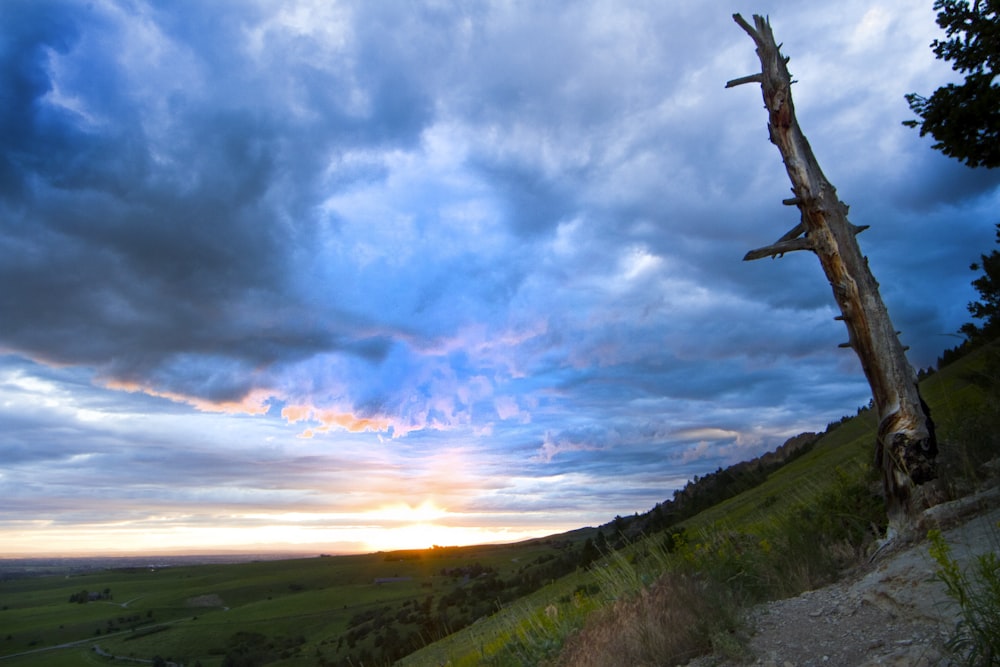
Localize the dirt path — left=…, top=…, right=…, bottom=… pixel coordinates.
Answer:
left=689, top=490, right=1000, bottom=667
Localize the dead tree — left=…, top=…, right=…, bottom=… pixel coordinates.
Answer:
left=726, top=14, right=937, bottom=538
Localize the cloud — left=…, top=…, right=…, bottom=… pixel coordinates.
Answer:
left=1, top=1, right=998, bottom=553
left=532, top=431, right=606, bottom=464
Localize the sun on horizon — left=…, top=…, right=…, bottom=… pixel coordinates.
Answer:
left=0, top=501, right=571, bottom=559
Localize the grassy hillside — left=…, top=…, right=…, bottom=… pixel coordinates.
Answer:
left=2, top=343, right=996, bottom=667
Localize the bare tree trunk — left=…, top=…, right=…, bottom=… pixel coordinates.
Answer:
left=726, top=14, right=937, bottom=538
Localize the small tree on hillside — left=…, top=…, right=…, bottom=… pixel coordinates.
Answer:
left=906, top=1, right=1000, bottom=347
left=961, top=224, right=1000, bottom=343
left=727, top=15, right=938, bottom=539
left=905, top=0, right=1000, bottom=168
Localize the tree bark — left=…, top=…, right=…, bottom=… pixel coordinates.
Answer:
left=727, top=14, right=937, bottom=538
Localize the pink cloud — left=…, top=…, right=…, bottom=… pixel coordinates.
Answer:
left=103, top=379, right=272, bottom=416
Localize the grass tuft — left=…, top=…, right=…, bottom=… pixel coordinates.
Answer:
left=929, top=527, right=1000, bottom=666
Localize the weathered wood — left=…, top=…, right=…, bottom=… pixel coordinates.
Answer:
left=726, top=73, right=764, bottom=88
left=730, top=14, right=937, bottom=538
left=743, top=236, right=815, bottom=261
left=777, top=221, right=805, bottom=240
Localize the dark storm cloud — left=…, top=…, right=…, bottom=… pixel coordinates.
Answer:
left=479, top=163, right=576, bottom=237
left=0, top=0, right=439, bottom=406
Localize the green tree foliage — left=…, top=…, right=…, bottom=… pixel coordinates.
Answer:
left=579, top=537, right=600, bottom=568
left=905, top=0, right=1000, bottom=168
left=67, top=589, right=111, bottom=603
left=222, top=631, right=272, bottom=667
left=961, top=224, right=1000, bottom=343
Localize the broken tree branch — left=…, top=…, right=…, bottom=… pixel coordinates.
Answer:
left=777, top=221, right=805, bottom=242
left=725, top=73, right=764, bottom=88
left=743, top=236, right=815, bottom=261
left=744, top=220, right=813, bottom=261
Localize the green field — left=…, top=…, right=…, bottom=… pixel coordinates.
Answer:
left=0, top=538, right=592, bottom=666
left=3, top=342, right=995, bottom=667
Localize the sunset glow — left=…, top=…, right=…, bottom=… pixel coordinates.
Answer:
left=0, top=508, right=566, bottom=557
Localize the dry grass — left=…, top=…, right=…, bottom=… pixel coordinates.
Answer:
left=551, top=572, right=736, bottom=667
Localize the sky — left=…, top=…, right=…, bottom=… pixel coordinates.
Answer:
left=1, top=0, right=998, bottom=557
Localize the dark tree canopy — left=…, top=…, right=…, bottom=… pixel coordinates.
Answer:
left=961, top=223, right=1000, bottom=342
left=905, top=0, right=1000, bottom=168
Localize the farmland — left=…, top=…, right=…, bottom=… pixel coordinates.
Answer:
left=1, top=537, right=592, bottom=666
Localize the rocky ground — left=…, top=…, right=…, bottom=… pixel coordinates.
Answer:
left=689, top=487, right=1000, bottom=667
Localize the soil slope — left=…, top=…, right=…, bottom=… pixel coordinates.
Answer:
left=689, top=489, right=1000, bottom=667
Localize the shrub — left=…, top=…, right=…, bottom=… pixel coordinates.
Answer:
left=928, top=528, right=1000, bottom=666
